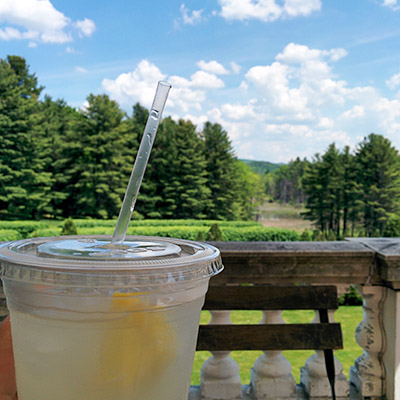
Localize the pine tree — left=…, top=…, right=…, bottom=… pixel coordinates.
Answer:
left=34, top=96, right=81, bottom=217
left=201, top=122, right=239, bottom=220
left=303, top=144, right=343, bottom=234
left=355, top=133, right=400, bottom=236
left=128, top=103, right=160, bottom=218
left=154, top=119, right=210, bottom=219
left=59, top=94, right=130, bottom=218
left=0, top=56, right=51, bottom=219
left=340, top=146, right=361, bottom=236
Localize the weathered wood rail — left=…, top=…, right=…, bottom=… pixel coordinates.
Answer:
left=2, top=239, right=400, bottom=399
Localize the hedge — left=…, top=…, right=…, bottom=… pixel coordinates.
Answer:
left=72, top=219, right=260, bottom=228
left=0, top=229, right=21, bottom=241
left=0, top=219, right=299, bottom=242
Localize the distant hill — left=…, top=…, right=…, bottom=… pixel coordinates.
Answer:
left=240, top=159, right=285, bottom=175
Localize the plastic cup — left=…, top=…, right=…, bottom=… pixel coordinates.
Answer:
left=0, top=235, right=223, bottom=400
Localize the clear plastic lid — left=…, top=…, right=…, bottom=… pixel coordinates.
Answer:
left=0, top=236, right=223, bottom=287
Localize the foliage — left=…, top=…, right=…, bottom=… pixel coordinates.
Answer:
left=0, top=219, right=300, bottom=242
left=267, top=158, right=309, bottom=204
left=338, top=285, right=363, bottom=306
left=383, top=215, right=400, bottom=237
left=241, top=159, right=284, bottom=175
left=355, top=134, right=400, bottom=236
left=0, top=229, right=20, bottom=241
left=0, top=57, right=261, bottom=222
left=206, top=223, right=224, bottom=241
left=202, top=122, right=241, bottom=220
left=61, top=218, right=78, bottom=235
left=300, top=229, right=312, bottom=241
left=0, top=56, right=52, bottom=219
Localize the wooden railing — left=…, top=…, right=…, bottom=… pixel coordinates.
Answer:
left=189, top=239, right=400, bottom=400
left=2, top=238, right=400, bottom=399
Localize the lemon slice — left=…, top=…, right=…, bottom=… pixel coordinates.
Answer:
left=97, top=292, right=176, bottom=391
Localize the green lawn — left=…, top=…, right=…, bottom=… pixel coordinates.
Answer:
left=191, top=306, right=363, bottom=385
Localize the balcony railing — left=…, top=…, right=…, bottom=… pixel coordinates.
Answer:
left=189, top=239, right=400, bottom=400
left=2, top=238, right=400, bottom=399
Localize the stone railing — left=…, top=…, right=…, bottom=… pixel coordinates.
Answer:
left=189, top=239, right=400, bottom=400
left=2, top=239, right=400, bottom=399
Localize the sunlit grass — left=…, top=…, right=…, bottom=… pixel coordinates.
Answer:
left=191, top=306, right=363, bottom=385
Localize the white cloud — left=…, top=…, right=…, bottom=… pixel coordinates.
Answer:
left=220, top=103, right=257, bottom=120
left=190, top=71, right=225, bottom=88
left=0, top=0, right=95, bottom=44
left=179, top=4, right=204, bottom=25
left=218, top=0, right=321, bottom=22
left=75, top=66, right=88, bottom=74
left=102, top=60, right=219, bottom=113
left=75, top=18, right=96, bottom=37
left=230, top=61, right=242, bottom=74
left=283, top=0, right=322, bottom=17
left=340, top=105, right=365, bottom=120
left=102, top=60, right=167, bottom=108
left=386, top=72, right=400, bottom=90
left=197, top=60, right=229, bottom=75
left=101, top=44, right=400, bottom=162
left=382, top=0, right=400, bottom=10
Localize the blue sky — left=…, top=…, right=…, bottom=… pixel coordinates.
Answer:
left=1, top=0, right=400, bottom=163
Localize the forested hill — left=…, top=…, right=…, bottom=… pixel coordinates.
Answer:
left=240, top=159, right=284, bottom=175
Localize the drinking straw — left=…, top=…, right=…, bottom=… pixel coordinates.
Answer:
left=112, top=81, right=172, bottom=244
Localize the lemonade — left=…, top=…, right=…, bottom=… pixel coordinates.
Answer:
left=0, top=236, right=223, bottom=400
left=9, top=296, right=204, bottom=400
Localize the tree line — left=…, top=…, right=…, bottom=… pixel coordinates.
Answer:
left=265, top=135, right=400, bottom=237
left=0, top=55, right=263, bottom=221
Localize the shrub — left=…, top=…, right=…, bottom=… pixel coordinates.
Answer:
left=300, top=229, right=313, bottom=241
left=383, top=216, right=400, bottom=237
left=61, top=218, right=78, bottom=235
left=196, top=231, right=206, bottom=241
left=30, top=228, right=62, bottom=238
left=221, top=227, right=300, bottom=241
left=0, top=229, right=21, bottom=241
left=338, top=285, right=363, bottom=306
left=207, top=224, right=224, bottom=241
left=0, top=221, right=49, bottom=237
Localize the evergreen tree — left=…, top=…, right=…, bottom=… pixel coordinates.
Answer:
left=355, top=133, right=400, bottom=236
left=303, top=144, right=343, bottom=234
left=340, top=146, right=361, bottom=236
left=201, top=122, right=239, bottom=219
left=59, top=94, right=131, bottom=218
left=34, top=96, right=81, bottom=217
left=0, top=56, right=51, bottom=219
left=129, top=103, right=161, bottom=218
left=155, top=119, right=210, bottom=218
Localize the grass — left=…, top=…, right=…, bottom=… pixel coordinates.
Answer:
left=191, top=306, right=363, bottom=385
left=258, top=202, right=314, bottom=232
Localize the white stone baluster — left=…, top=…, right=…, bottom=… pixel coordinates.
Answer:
left=300, top=309, right=349, bottom=398
left=200, top=310, right=242, bottom=400
left=350, top=285, right=386, bottom=398
left=250, top=310, right=297, bottom=400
